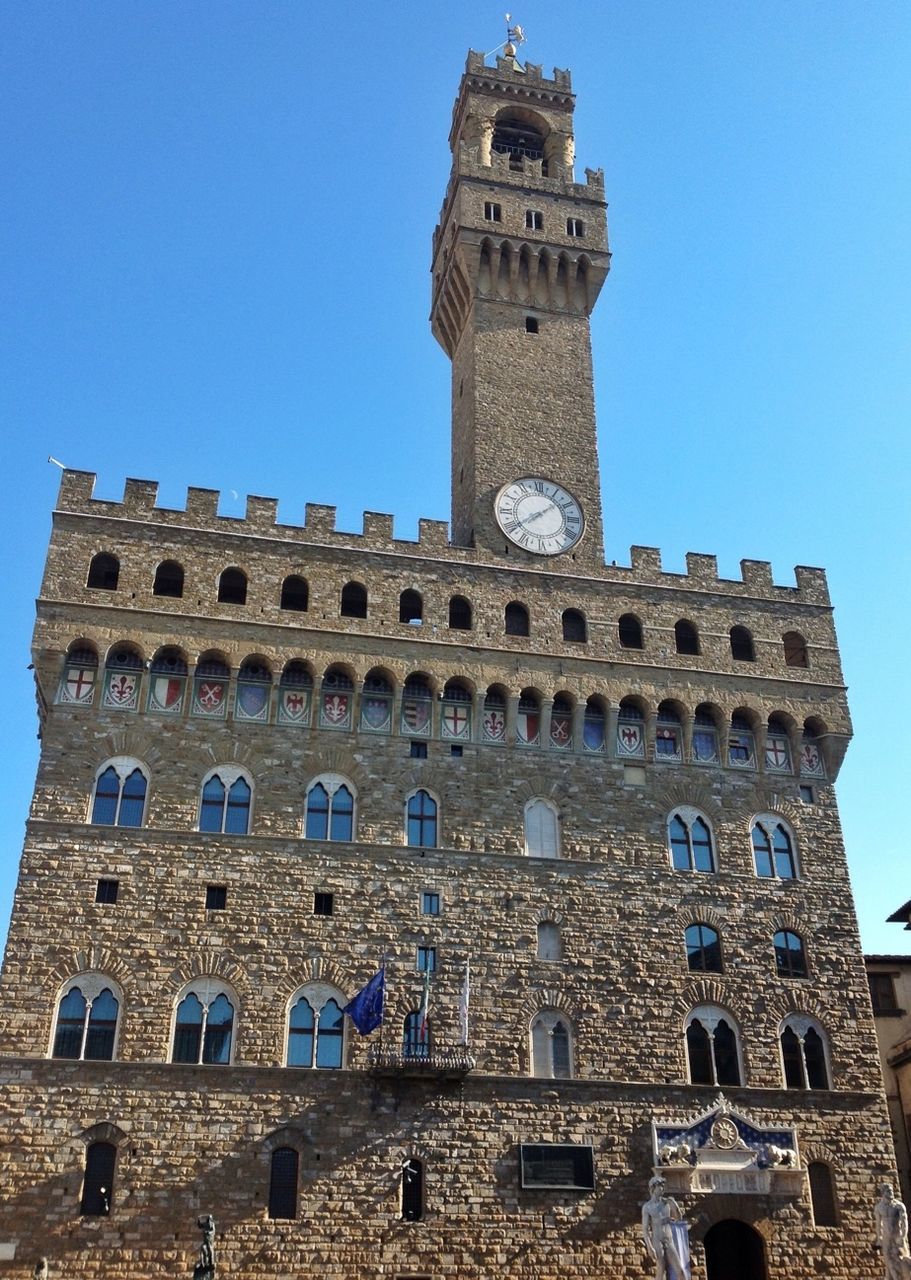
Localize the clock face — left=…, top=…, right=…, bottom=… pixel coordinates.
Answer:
left=494, top=478, right=584, bottom=556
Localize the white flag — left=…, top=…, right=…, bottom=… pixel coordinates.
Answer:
left=459, top=959, right=470, bottom=1045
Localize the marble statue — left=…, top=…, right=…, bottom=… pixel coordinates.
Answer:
left=875, top=1184, right=911, bottom=1280
left=642, top=1174, right=689, bottom=1280
left=193, top=1214, right=216, bottom=1280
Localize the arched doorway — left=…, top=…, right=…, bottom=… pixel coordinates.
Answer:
left=704, top=1219, right=766, bottom=1280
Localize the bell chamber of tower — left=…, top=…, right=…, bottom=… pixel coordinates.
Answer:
left=431, top=50, right=611, bottom=567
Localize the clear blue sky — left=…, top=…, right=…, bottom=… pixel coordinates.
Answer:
left=1, top=2, right=909, bottom=953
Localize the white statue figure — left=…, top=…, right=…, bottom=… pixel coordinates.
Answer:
left=642, top=1174, right=689, bottom=1280
left=874, top=1184, right=911, bottom=1280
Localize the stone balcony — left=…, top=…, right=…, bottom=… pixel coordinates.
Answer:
left=366, top=1044, right=476, bottom=1079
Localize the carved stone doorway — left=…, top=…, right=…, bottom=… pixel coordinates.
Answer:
left=704, top=1219, right=766, bottom=1280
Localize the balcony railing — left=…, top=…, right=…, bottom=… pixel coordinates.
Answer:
left=367, top=1044, right=476, bottom=1079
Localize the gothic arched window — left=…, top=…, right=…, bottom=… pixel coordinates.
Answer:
left=172, top=981, right=236, bottom=1065
left=199, top=769, right=252, bottom=835
left=524, top=799, right=560, bottom=858
left=52, top=976, right=120, bottom=1061
left=305, top=776, right=355, bottom=842
left=668, top=810, right=715, bottom=873
left=780, top=1016, right=829, bottom=1090
left=531, top=1011, right=573, bottom=1079
left=685, top=1006, right=741, bottom=1086
left=91, top=759, right=148, bottom=827
left=406, top=790, right=438, bottom=848
left=287, top=984, right=345, bottom=1069
left=752, top=817, right=798, bottom=880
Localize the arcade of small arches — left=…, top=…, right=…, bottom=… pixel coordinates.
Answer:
left=47, top=972, right=835, bottom=1094
left=83, top=551, right=814, bottom=672
left=57, top=638, right=832, bottom=779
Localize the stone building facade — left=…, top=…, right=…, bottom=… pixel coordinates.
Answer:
left=0, top=45, right=896, bottom=1280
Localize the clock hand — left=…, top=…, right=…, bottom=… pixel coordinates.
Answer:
left=524, top=505, right=553, bottom=524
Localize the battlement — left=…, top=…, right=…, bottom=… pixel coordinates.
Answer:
left=464, top=48, right=572, bottom=93
left=54, top=470, right=831, bottom=605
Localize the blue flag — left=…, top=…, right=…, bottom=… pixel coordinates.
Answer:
left=343, top=967, right=385, bottom=1034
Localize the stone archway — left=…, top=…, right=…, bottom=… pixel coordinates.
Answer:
left=704, top=1219, right=766, bottom=1280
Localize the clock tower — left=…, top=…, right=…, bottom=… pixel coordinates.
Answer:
left=431, top=45, right=611, bottom=566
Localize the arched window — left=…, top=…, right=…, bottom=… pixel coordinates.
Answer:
left=765, top=714, right=792, bottom=773
left=493, top=112, right=547, bottom=170
left=287, top=983, right=345, bottom=1068
left=399, top=589, right=423, bottom=624
left=217, top=566, right=247, bottom=605
left=320, top=666, right=354, bottom=730
left=674, top=619, right=700, bottom=656
left=752, top=817, right=798, bottom=879
left=505, top=601, right=530, bottom=637
left=669, top=810, right=715, bottom=873
left=199, top=768, right=252, bottom=835
left=81, top=1141, right=116, bottom=1216
left=728, top=712, right=756, bottom=767
left=361, top=671, right=393, bottom=733
left=730, top=625, right=755, bottom=661
left=562, top=609, right=587, bottom=643
left=618, top=613, right=643, bottom=649
left=616, top=699, right=645, bottom=758
left=148, top=647, right=187, bottom=714
left=537, top=921, right=562, bottom=961
left=448, top=595, right=472, bottom=630
left=91, top=759, right=148, bottom=827
left=401, top=1158, right=424, bottom=1222
left=774, top=930, right=808, bottom=979
left=685, top=1006, right=741, bottom=1085
left=582, top=696, right=605, bottom=753
left=280, top=575, right=308, bottom=612
left=406, top=790, right=438, bottom=848
left=692, top=704, right=720, bottom=764
left=780, top=1016, right=829, bottom=1089
left=524, top=799, right=559, bottom=858
left=101, top=645, right=142, bottom=711
left=235, top=657, right=272, bottom=722
left=685, top=924, right=722, bottom=973
left=656, top=702, right=682, bottom=761
left=87, top=553, right=119, bottom=591
left=277, top=660, right=313, bottom=725
left=305, top=775, right=354, bottom=841
left=801, top=721, right=827, bottom=778
left=402, top=673, right=433, bottom=737
left=482, top=686, right=507, bottom=743
left=531, top=1011, right=572, bottom=1079
left=340, top=581, right=367, bottom=618
left=57, top=644, right=98, bottom=706
left=550, top=693, right=573, bottom=749
left=517, top=689, right=540, bottom=746
left=808, top=1162, right=838, bottom=1226
left=52, top=977, right=120, bottom=1060
left=783, top=631, right=809, bottom=668
left=268, top=1147, right=299, bottom=1219
left=441, top=679, right=472, bottom=741
left=172, top=980, right=235, bottom=1065
left=403, top=1010, right=430, bottom=1059
left=152, top=560, right=184, bottom=598
left=192, top=654, right=230, bottom=718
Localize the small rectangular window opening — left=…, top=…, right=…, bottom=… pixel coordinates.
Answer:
left=410, top=741, right=428, bottom=759
left=869, top=972, right=899, bottom=1014
left=314, top=891, right=334, bottom=917
left=417, top=946, right=437, bottom=972
left=566, top=217, right=585, bottom=237
left=450, top=744, right=464, bottom=757
left=205, top=884, right=227, bottom=911
left=525, top=316, right=539, bottom=334
left=484, top=202, right=502, bottom=222
left=799, top=785, right=815, bottom=804
left=422, top=892, right=440, bottom=916
left=95, top=878, right=119, bottom=905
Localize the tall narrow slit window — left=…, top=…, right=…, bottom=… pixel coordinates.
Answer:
left=81, top=1142, right=116, bottom=1216
left=268, top=1147, right=299, bottom=1220
left=407, top=790, right=438, bottom=849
